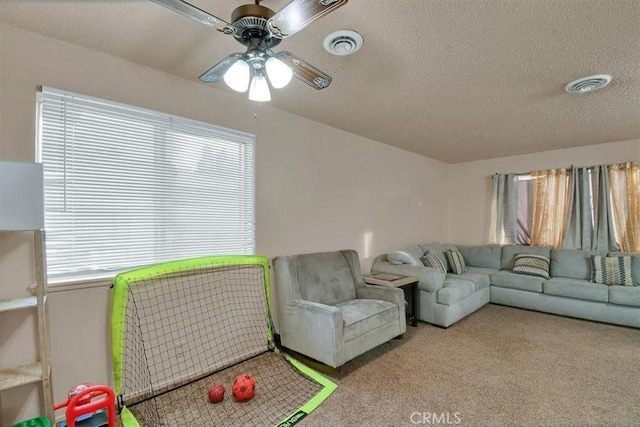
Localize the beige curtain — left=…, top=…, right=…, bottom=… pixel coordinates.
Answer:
left=530, top=168, right=572, bottom=248
left=609, top=161, right=640, bottom=252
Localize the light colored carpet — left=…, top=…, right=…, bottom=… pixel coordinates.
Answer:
left=304, top=304, right=640, bottom=426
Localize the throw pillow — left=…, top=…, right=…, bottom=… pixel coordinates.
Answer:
left=387, top=251, right=411, bottom=265
left=590, top=255, right=634, bottom=286
left=446, top=249, right=467, bottom=275
left=513, top=253, right=550, bottom=280
left=421, top=251, right=447, bottom=280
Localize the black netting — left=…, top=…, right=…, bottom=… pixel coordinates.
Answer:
left=113, top=259, right=325, bottom=426
left=126, top=352, right=321, bottom=426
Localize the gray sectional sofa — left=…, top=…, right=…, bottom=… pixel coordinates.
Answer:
left=371, top=243, right=640, bottom=328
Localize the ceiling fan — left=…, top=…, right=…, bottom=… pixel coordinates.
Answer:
left=151, top=0, right=349, bottom=101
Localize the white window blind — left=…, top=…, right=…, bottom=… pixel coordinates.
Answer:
left=38, top=87, right=255, bottom=283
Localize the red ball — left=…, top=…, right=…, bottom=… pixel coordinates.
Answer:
left=231, top=374, right=255, bottom=402
left=208, top=384, right=225, bottom=403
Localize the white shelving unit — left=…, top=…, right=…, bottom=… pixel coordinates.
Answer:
left=0, top=161, right=54, bottom=423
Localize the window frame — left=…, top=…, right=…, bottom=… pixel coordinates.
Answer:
left=37, top=87, right=256, bottom=285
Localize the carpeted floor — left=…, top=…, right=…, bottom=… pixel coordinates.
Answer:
left=302, top=304, right=640, bottom=426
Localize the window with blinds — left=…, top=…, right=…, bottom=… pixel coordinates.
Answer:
left=37, top=87, right=255, bottom=283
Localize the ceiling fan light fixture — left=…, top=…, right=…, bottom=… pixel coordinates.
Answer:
left=249, top=74, right=271, bottom=102
left=265, top=57, right=293, bottom=89
left=223, top=59, right=251, bottom=92
left=155, top=0, right=345, bottom=100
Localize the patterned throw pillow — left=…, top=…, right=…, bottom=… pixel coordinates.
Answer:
left=512, top=254, right=550, bottom=280
left=421, top=251, right=447, bottom=280
left=446, top=249, right=467, bottom=275
left=590, top=255, right=634, bottom=286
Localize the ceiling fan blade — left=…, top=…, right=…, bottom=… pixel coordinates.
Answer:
left=268, top=0, right=348, bottom=38
left=199, top=53, right=243, bottom=83
left=151, top=0, right=229, bottom=30
left=278, top=52, right=332, bottom=90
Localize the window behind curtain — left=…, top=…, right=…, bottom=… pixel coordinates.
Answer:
left=514, top=169, right=622, bottom=249
left=38, top=87, right=255, bottom=283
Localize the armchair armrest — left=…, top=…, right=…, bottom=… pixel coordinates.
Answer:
left=290, top=299, right=342, bottom=318
left=279, top=299, right=344, bottom=368
left=356, top=283, right=405, bottom=308
left=371, top=261, right=444, bottom=293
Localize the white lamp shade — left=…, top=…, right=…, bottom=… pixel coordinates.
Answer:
left=223, top=59, right=250, bottom=92
left=248, top=75, right=271, bottom=102
left=0, top=160, right=44, bottom=231
left=265, top=57, right=293, bottom=89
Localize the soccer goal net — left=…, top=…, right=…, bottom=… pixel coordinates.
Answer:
left=111, top=255, right=335, bottom=426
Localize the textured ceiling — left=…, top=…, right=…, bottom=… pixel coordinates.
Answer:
left=1, top=0, right=639, bottom=163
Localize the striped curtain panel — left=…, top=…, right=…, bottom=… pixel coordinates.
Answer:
left=530, top=168, right=572, bottom=248
left=562, top=165, right=617, bottom=251
left=609, top=161, right=640, bottom=252
left=590, top=165, right=618, bottom=251
left=562, top=167, right=592, bottom=249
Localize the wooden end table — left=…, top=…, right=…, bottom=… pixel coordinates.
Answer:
left=363, top=273, right=419, bottom=327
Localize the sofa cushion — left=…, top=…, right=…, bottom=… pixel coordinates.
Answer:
left=452, top=267, right=494, bottom=292
left=336, top=299, right=399, bottom=342
left=456, top=244, right=502, bottom=269
left=551, top=248, right=607, bottom=280
left=490, top=270, right=544, bottom=293
left=501, top=245, right=552, bottom=270
left=418, top=242, right=452, bottom=272
left=421, top=251, right=447, bottom=280
left=608, top=286, right=640, bottom=308
left=607, top=251, right=640, bottom=286
left=543, top=277, right=609, bottom=303
left=446, top=249, right=467, bottom=274
left=387, top=245, right=424, bottom=266
left=466, top=266, right=499, bottom=276
left=437, top=279, right=475, bottom=306
left=590, top=255, right=634, bottom=286
left=513, top=253, right=550, bottom=280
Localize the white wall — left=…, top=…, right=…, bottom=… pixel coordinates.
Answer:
left=450, top=139, right=640, bottom=244
left=0, top=24, right=451, bottom=424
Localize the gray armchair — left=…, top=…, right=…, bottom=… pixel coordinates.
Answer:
left=273, top=250, right=406, bottom=368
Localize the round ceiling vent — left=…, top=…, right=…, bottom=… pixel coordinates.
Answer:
left=564, top=74, right=612, bottom=93
left=323, top=30, right=363, bottom=56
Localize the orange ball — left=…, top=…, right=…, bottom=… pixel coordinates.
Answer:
left=231, top=374, right=255, bottom=402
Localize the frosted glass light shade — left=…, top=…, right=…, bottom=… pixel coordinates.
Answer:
left=223, top=59, right=250, bottom=92
left=248, top=75, right=271, bottom=102
left=265, top=57, right=293, bottom=89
